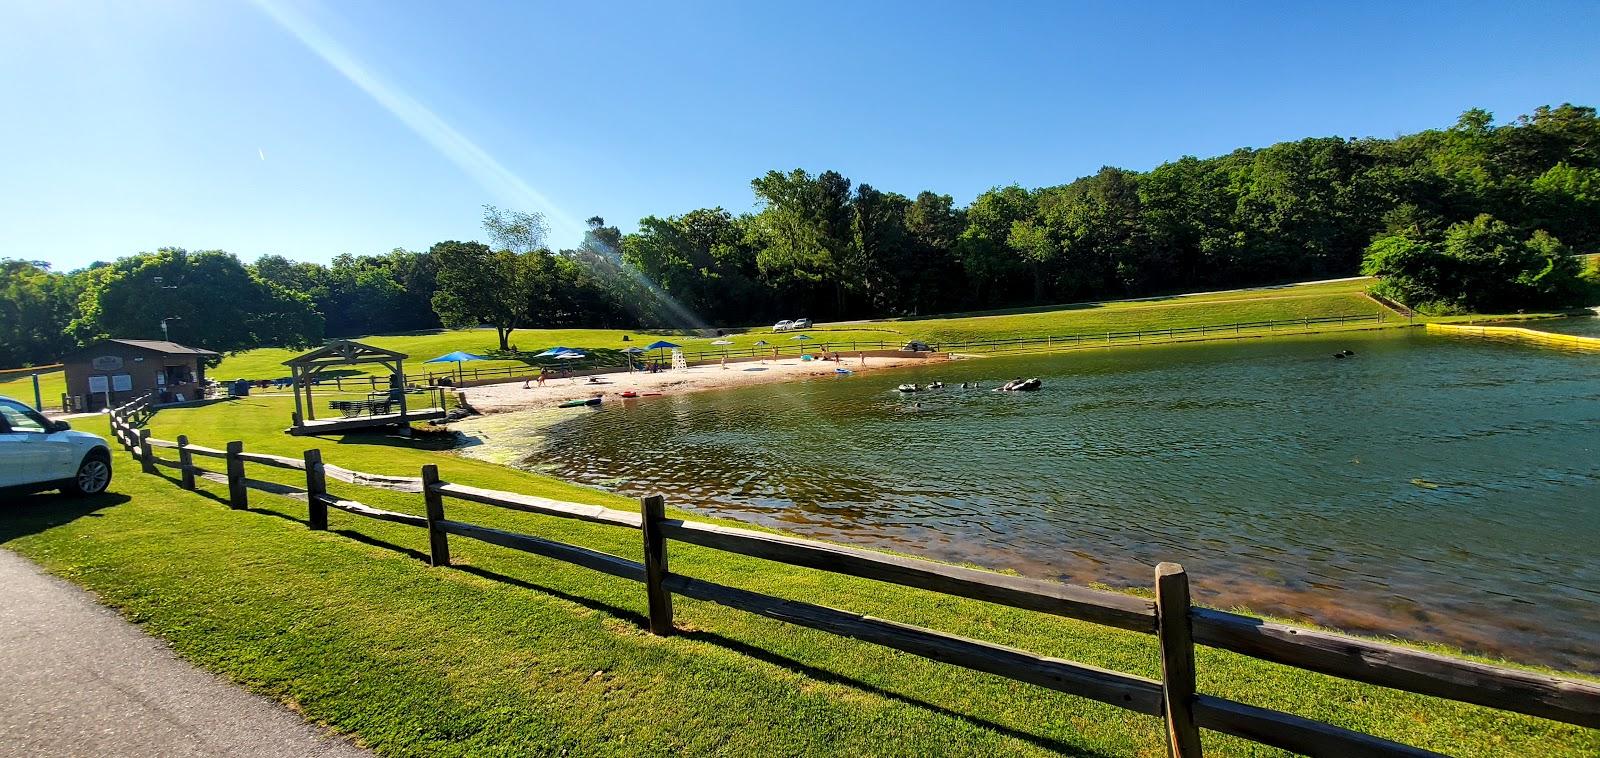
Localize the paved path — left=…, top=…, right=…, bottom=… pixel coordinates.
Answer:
left=0, top=549, right=368, bottom=758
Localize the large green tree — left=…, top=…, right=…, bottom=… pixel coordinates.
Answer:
left=429, top=240, right=547, bottom=352
left=72, top=249, right=323, bottom=354
left=0, top=260, right=81, bottom=366
left=1362, top=214, right=1582, bottom=313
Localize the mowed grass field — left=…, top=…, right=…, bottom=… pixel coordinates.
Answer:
left=1, top=398, right=1594, bottom=757
left=210, top=278, right=1400, bottom=380
left=0, top=367, right=65, bottom=408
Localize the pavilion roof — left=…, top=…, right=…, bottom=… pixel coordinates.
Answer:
left=283, top=339, right=408, bottom=367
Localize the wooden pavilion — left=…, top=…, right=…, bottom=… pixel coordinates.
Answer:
left=282, top=340, right=446, bottom=435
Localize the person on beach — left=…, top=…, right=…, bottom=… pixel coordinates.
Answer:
left=537, top=369, right=548, bottom=387
left=721, top=355, right=727, bottom=370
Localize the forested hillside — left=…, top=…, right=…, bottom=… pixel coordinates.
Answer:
left=4, top=105, right=1597, bottom=365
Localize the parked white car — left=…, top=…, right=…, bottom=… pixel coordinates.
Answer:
left=773, top=319, right=794, bottom=332
left=0, top=396, right=113, bottom=496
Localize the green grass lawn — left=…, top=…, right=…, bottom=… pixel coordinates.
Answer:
left=1, top=397, right=1593, bottom=757
left=209, top=279, right=1403, bottom=381
left=0, top=367, right=65, bottom=410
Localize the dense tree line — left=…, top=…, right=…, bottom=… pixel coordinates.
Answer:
left=618, top=104, right=1597, bottom=324
left=3, top=104, right=1596, bottom=367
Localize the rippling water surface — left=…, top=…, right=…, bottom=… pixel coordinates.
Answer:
left=1517, top=315, right=1600, bottom=337
left=458, top=330, right=1600, bottom=671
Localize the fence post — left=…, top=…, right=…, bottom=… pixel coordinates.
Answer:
left=1155, top=563, right=1203, bottom=758
left=304, top=449, right=327, bottom=530
left=137, top=429, right=155, bottom=474
left=177, top=435, right=195, bottom=490
left=224, top=441, right=248, bottom=510
left=421, top=464, right=450, bottom=567
left=641, top=494, right=673, bottom=635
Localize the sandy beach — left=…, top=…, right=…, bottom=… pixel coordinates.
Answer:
left=460, top=353, right=941, bottom=414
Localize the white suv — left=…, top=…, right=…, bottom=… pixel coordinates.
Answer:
left=773, top=319, right=794, bottom=332
left=0, top=396, right=113, bottom=496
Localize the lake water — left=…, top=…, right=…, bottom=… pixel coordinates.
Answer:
left=1513, top=315, right=1600, bottom=338
left=458, top=329, right=1600, bottom=672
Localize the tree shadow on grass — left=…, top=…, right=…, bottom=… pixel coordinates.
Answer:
left=0, top=491, right=131, bottom=544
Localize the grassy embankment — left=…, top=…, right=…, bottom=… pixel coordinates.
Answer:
left=209, top=278, right=1403, bottom=381
left=2, top=398, right=1595, bottom=757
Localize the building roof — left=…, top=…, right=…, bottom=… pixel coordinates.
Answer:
left=81, top=339, right=221, bottom=357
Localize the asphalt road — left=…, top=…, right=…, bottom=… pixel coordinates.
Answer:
left=0, top=549, right=369, bottom=757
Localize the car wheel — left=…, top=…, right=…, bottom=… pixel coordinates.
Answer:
left=63, top=451, right=113, bottom=496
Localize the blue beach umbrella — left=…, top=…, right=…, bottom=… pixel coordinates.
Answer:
left=534, top=346, right=577, bottom=358
left=644, top=340, right=681, bottom=367
left=424, top=351, right=491, bottom=383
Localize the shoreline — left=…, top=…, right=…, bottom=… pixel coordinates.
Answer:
left=458, top=352, right=945, bottom=414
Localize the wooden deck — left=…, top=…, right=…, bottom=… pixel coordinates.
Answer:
left=287, top=407, right=447, bottom=435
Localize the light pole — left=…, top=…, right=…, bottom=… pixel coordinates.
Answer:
left=161, top=317, right=182, bottom=341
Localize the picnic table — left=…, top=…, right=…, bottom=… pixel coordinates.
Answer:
left=328, top=398, right=395, bottom=418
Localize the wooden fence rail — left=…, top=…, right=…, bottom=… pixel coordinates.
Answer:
left=104, top=404, right=1600, bottom=757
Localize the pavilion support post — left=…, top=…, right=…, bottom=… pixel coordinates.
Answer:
left=396, top=358, right=409, bottom=421
left=304, top=368, right=316, bottom=421
left=289, top=365, right=304, bottom=428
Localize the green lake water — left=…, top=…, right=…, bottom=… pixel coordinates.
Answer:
left=1511, top=315, right=1600, bottom=338
left=456, top=329, right=1600, bottom=672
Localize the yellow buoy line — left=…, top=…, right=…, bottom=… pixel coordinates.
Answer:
left=1425, top=322, right=1600, bottom=351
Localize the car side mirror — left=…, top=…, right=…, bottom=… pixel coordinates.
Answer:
left=49, top=420, right=71, bottom=433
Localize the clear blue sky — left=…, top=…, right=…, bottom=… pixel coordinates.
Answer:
left=3, top=1, right=1597, bottom=271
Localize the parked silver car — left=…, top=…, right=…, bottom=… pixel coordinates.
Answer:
left=0, top=396, right=113, bottom=496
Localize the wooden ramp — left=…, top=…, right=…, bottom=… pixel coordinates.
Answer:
left=286, top=407, right=446, bottom=435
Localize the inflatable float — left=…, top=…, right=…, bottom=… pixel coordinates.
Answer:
left=997, top=378, right=1043, bottom=392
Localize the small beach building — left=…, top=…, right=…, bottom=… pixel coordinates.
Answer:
left=62, top=339, right=219, bottom=411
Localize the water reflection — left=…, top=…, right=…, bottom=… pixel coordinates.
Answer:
left=456, top=330, right=1600, bottom=672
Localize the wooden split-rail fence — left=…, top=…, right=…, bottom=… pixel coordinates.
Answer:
left=105, top=402, right=1598, bottom=757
